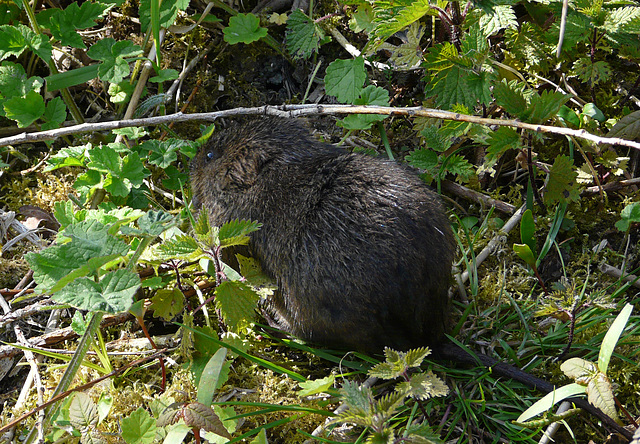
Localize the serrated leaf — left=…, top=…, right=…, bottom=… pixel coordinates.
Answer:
left=338, top=379, right=372, bottom=416
left=378, top=22, right=424, bottom=70
left=486, top=126, right=522, bottom=163
left=324, top=57, right=366, bottom=104
left=139, top=0, right=189, bottom=31
left=41, top=96, right=67, bottom=130
left=586, top=372, right=619, bottom=422
left=237, top=254, right=274, bottom=288
left=0, top=24, right=27, bottom=59
left=26, top=219, right=129, bottom=290
left=53, top=268, right=140, bottom=313
left=560, top=357, right=597, bottom=382
left=479, top=4, right=517, bottom=37
left=87, top=38, right=142, bottom=83
left=286, top=10, right=323, bottom=58
left=150, top=287, right=184, bottom=320
left=444, top=154, right=474, bottom=181
left=3, top=90, right=45, bottom=127
left=158, top=234, right=201, bottom=259
left=121, top=209, right=175, bottom=236
left=215, top=281, right=260, bottom=332
left=0, top=63, right=43, bottom=106
left=371, top=0, right=432, bottom=44
left=219, top=219, right=262, bottom=247
left=544, top=155, right=579, bottom=205
left=573, top=58, right=612, bottom=85
left=493, top=79, right=527, bottom=118
left=121, top=407, right=156, bottom=444
left=223, top=13, right=267, bottom=45
left=527, top=90, right=571, bottom=124
left=397, top=371, right=449, bottom=400
left=404, top=347, right=432, bottom=367
left=406, top=148, right=438, bottom=171
left=69, top=392, right=98, bottom=428
left=299, top=375, right=335, bottom=396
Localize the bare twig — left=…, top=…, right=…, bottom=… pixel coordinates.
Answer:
left=2, top=105, right=640, bottom=151
left=441, top=180, right=516, bottom=214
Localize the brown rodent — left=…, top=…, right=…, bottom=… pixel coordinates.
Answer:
left=189, top=118, right=628, bottom=437
left=190, top=117, right=455, bottom=354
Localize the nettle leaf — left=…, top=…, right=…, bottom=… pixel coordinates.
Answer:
left=41, top=96, right=67, bottom=130
left=549, top=11, right=591, bottom=52
left=445, top=154, right=474, bottom=181
left=527, top=90, right=571, bottom=124
left=397, top=371, right=449, bottom=400
left=286, top=9, right=324, bottom=59
left=573, top=58, right=612, bottom=85
left=87, top=38, right=143, bottom=84
left=214, top=281, right=260, bottom=332
left=223, top=13, right=267, bottom=45
left=486, top=126, right=522, bottom=163
left=544, top=155, right=579, bottom=205
left=338, top=85, right=389, bottom=130
left=324, top=56, right=366, bottom=104
left=3, top=90, right=45, bottom=127
left=139, top=0, right=189, bottom=30
left=420, top=126, right=451, bottom=153
left=372, top=0, right=432, bottom=44
left=603, top=6, right=640, bottom=34
left=406, top=148, right=438, bottom=173
left=424, top=44, right=477, bottom=110
left=478, top=4, right=517, bottom=37
left=219, top=219, right=262, bottom=247
left=157, top=234, right=201, bottom=260
left=338, top=379, right=372, bottom=416
left=493, top=79, right=527, bottom=117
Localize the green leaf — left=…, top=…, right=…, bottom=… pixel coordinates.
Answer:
left=3, top=90, right=45, bottom=127
left=108, top=80, right=135, bottom=103
left=87, top=38, right=143, bottom=83
left=424, top=43, right=477, bottom=110
left=486, top=126, right=522, bottom=163
left=139, top=0, right=189, bottom=31
left=444, top=154, right=474, bottom=181
left=493, top=79, right=527, bottom=118
left=197, top=348, right=228, bottom=406
left=121, top=407, right=156, bottom=444
left=615, top=202, right=640, bottom=232
left=573, top=58, right=612, bottom=85
left=162, top=165, right=188, bottom=190
left=544, top=155, right=579, bottom=205
left=582, top=102, right=606, bottom=122
left=0, top=24, right=27, bottom=60
left=520, top=209, right=536, bottom=255
left=53, top=268, right=140, bottom=313
left=397, top=371, right=449, bottom=400
left=218, top=219, right=262, bottom=248
left=406, top=148, right=438, bottom=172
left=298, top=375, right=335, bottom=396
left=587, top=372, right=619, bottom=422
left=557, top=105, right=580, bottom=128
left=419, top=126, right=450, bottom=153
left=324, top=57, right=366, bottom=104
left=516, top=383, right=586, bottom=422
left=149, top=68, right=179, bottom=83
left=223, top=13, right=268, bottom=45
left=378, top=22, right=423, bottom=69
left=41, top=96, right=67, bottom=130
left=46, top=64, right=100, bottom=91
left=250, top=428, right=268, bottom=444
left=150, top=287, right=184, bottom=320
left=513, top=243, right=536, bottom=268
left=138, top=139, right=181, bottom=168
left=69, top=392, right=98, bottom=428
left=338, top=85, right=389, bottom=130
left=527, top=90, right=570, bottom=124
left=0, top=62, right=43, bottom=104
left=48, top=2, right=110, bottom=48
left=121, top=209, right=175, bottom=236
left=286, top=9, right=324, bottom=58
left=598, top=303, right=633, bottom=375
left=478, top=4, right=518, bottom=37
left=371, top=0, right=431, bottom=44
left=214, top=281, right=260, bottom=332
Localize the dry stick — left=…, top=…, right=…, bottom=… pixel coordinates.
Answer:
left=0, top=350, right=167, bottom=434
left=440, top=180, right=516, bottom=214
left=2, top=105, right=640, bottom=151
left=599, top=263, right=640, bottom=289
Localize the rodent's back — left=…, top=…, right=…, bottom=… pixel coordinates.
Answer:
left=190, top=118, right=455, bottom=353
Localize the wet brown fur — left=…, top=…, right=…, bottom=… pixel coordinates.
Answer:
left=190, top=117, right=455, bottom=354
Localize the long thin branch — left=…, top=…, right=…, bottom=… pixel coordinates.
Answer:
left=1, top=105, right=640, bottom=151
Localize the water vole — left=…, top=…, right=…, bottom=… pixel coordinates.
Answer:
left=190, top=117, right=455, bottom=353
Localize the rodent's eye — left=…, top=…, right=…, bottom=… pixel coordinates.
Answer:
left=206, top=151, right=215, bottom=161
